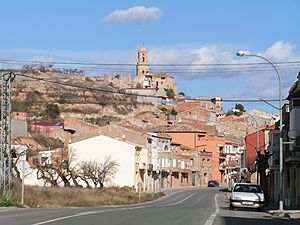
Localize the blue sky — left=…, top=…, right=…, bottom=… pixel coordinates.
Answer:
left=1, top=0, right=300, bottom=112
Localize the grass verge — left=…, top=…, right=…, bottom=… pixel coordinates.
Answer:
left=4, top=183, right=163, bottom=208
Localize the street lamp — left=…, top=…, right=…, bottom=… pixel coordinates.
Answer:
left=236, top=50, right=283, bottom=211
left=233, top=109, right=260, bottom=184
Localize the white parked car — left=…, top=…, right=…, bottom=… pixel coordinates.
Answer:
left=229, top=183, right=264, bottom=211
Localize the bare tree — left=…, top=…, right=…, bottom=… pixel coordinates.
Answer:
left=37, top=164, right=60, bottom=187
left=11, top=145, right=28, bottom=183
left=97, top=156, right=118, bottom=188
left=36, top=148, right=71, bottom=187
left=76, top=156, right=119, bottom=188
left=257, top=150, right=273, bottom=204
left=36, top=149, right=119, bottom=189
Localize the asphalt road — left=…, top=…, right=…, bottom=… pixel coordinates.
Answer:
left=0, top=188, right=298, bottom=225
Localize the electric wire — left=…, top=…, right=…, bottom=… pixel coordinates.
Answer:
left=0, top=58, right=299, bottom=66
left=11, top=72, right=285, bottom=103
left=1, top=59, right=299, bottom=76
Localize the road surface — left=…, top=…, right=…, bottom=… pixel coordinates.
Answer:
left=0, top=188, right=297, bottom=225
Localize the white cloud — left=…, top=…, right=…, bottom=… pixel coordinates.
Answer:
left=148, top=44, right=246, bottom=80
left=146, top=41, right=300, bottom=102
left=103, top=6, right=162, bottom=24
left=1, top=41, right=299, bottom=101
left=263, top=41, right=295, bottom=61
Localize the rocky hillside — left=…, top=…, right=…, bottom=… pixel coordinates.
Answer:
left=11, top=71, right=156, bottom=123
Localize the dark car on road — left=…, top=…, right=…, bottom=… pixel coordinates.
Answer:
left=208, top=180, right=219, bottom=187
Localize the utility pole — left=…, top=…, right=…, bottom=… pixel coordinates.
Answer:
left=0, top=72, right=15, bottom=199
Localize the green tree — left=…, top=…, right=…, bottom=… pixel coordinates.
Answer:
left=44, top=104, right=60, bottom=120
left=166, top=89, right=175, bottom=99
left=234, top=103, right=245, bottom=116
left=25, top=91, right=42, bottom=108
left=178, top=92, right=185, bottom=96
left=170, top=107, right=177, bottom=116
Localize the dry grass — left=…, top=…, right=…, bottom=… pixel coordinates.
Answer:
left=10, top=183, right=161, bottom=208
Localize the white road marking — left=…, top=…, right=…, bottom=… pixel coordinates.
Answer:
left=34, top=192, right=197, bottom=224
left=33, top=206, right=145, bottom=225
left=161, top=193, right=196, bottom=207
left=204, top=193, right=220, bottom=225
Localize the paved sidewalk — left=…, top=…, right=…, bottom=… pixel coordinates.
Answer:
left=268, top=209, right=300, bottom=219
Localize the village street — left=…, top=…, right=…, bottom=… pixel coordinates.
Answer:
left=0, top=188, right=297, bottom=225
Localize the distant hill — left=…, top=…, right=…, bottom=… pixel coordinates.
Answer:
left=11, top=71, right=156, bottom=124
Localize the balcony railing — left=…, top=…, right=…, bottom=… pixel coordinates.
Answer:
left=135, top=162, right=146, bottom=170
left=219, top=165, right=225, bottom=171
left=219, top=152, right=227, bottom=158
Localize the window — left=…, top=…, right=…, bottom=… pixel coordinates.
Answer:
left=161, top=158, right=165, bottom=167
left=32, top=158, right=39, bottom=165
left=233, top=184, right=262, bottom=193
left=178, top=160, right=182, bottom=169
left=164, top=145, right=168, bottom=152
left=42, top=157, right=48, bottom=164
left=186, top=161, right=191, bottom=169
left=173, top=159, right=177, bottom=167
left=207, top=158, right=211, bottom=166
left=142, top=57, right=145, bottom=62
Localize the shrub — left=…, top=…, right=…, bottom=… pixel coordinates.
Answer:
left=0, top=199, right=14, bottom=207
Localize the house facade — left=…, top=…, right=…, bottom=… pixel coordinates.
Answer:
left=267, top=72, right=300, bottom=208
left=146, top=132, right=172, bottom=192
left=69, top=135, right=139, bottom=188
left=161, top=128, right=223, bottom=184
left=282, top=73, right=300, bottom=208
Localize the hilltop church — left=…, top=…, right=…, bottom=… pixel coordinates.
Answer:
left=135, top=47, right=177, bottom=94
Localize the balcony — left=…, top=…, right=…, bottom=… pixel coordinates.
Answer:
left=135, top=162, right=146, bottom=170
left=147, top=164, right=153, bottom=171
left=219, top=165, right=225, bottom=171
left=219, top=152, right=226, bottom=158
left=219, top=162, right=226, bottom=171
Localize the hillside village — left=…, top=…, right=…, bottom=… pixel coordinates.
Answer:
left=7, top=47, right=300, bottom=208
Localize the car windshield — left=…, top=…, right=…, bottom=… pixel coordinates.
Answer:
left=233, top=184, right=262, bottom=193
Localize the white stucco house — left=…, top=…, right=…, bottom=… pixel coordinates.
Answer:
left=69, top=135, right=139, bottom=188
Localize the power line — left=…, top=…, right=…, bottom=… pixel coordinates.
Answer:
left=2, top=60, right=298, bottom=76
left=12, top=74, right=285, bottom=103
left=0, top=58, right=299, bottom=67
left=14, top=72, right=168, bottom=99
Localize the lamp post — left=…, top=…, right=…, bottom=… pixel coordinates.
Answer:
left=233, top=108, right=260, bottom=184
left=236, top=50, right=283, bottom=211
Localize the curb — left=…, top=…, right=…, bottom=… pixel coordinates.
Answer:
left=269, top=210, right=300, bottom=219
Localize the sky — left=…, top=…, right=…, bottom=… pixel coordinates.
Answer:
left=0, top=0, right=300, bottom=113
